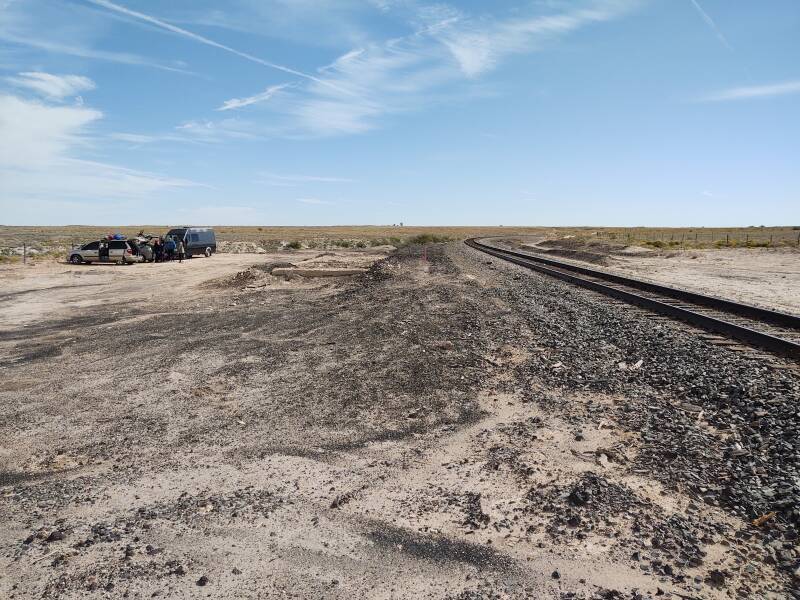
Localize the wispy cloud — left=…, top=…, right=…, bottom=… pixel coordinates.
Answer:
left=697, top=80, right=800, bottom=102
left=109, top=132, right=191, bottom=145
left=6, top=72, right=95, bottom=100
left=0, top=94, right=101, bottom=168
left=0, top=30, right=192, bottom=73
left=205, top=0, right=641, bottom=137
left=86, top=0, right=338, bottom=88
left=106, top=1, right=641, bottom=141
left=688, top=0, right=733, bottom=51
left=0, top=1, right=192, bottom=73
left=110, top=133, right=163, bottom=144
left=175, top=119, right=259, bottom=141
left=284, top=43, right=427, bottom=136
left=5, top=157, right=200, bottom=200
left=425, top=1, right=640, bottom=77
left=0, top=93, right=199, bottom=204
left=110, top=119, right=263, bottom=146
left=217, top=84, right=291, bottom=111
left=167, top=0, right=385, bottom=49
left=296, top=198, right=334, bottom=205
left=258, top=172, right=356, bottom=186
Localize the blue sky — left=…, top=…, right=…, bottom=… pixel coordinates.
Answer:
left=1, top=0, right=798, bottom=226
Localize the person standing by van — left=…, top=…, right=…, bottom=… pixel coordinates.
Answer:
left=99, top=240, right=109, bottom=262
left=165, top=236, right=176, bottom=261
left=177, top=238, right=185, bottom=263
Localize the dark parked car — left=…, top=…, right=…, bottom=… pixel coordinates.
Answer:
left=165, top=227, right=217, bottom=257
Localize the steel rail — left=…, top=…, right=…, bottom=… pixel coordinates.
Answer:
left=470, top=239, right=800, bottom=328
left=465, top=238, right=800, bottom=359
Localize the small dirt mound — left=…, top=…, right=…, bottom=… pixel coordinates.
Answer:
left=207, top=268, right=261, bottom=289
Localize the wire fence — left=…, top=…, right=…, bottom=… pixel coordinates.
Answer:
left=594, top=228, right=800, bottom=248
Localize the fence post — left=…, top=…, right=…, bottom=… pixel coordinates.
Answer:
left=770, top=234, right=773, bottom=246
left=726, top=233, right=729, bottom=245
left=23, top=243, right=26, bottom=265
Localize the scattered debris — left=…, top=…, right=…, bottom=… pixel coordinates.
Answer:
left=752, top=512, right=777, bottom=527
left=330, top=492, right=355, bottom=509
left=462, top=493, right=490, bottom=530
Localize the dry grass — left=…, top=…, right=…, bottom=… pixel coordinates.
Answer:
left=0, top=225, right=545, bottom=249
left=589, top=226, right=800, bottom=248
left=1, top=225, right=798, bottom=252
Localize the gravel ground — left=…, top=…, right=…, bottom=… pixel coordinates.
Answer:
left=500, top=236, right=800, bottom=316
left=0, top=243, right=797, bottom=599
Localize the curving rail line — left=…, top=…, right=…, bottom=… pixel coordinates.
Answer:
left=465, top=238, right=800, bottom=360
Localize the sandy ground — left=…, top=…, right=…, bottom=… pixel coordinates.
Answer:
left=507, top=239, right=800, bottom=316
left=0, top=244, right=796, bottom=599
left=0, top=250, right=384, bottom=330
left=600, top=249, right=800, bottom=316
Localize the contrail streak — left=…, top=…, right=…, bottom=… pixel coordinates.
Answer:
left=85, top=0, right=344, bottom=91
left=689, top=0, right=733, bottom=51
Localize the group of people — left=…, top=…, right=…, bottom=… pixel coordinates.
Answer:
left=149, top=235, right=186, bottom=263
left=133, top=232, right=186, bottom=263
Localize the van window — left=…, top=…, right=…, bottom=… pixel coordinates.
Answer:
left=190, top=233, right=199, bottom=242
left=82, top=241, right=100, bottom=250
left=109, top=241, right=127, bottom=250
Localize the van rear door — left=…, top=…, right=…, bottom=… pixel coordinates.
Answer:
left=196, top=228, right=215, bottom=250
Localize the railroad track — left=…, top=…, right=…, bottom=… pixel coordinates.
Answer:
left=465, top=238, right=800, bottom=360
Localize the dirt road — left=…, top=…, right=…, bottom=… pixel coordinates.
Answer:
left=1, top=245, right=797, bottom=599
